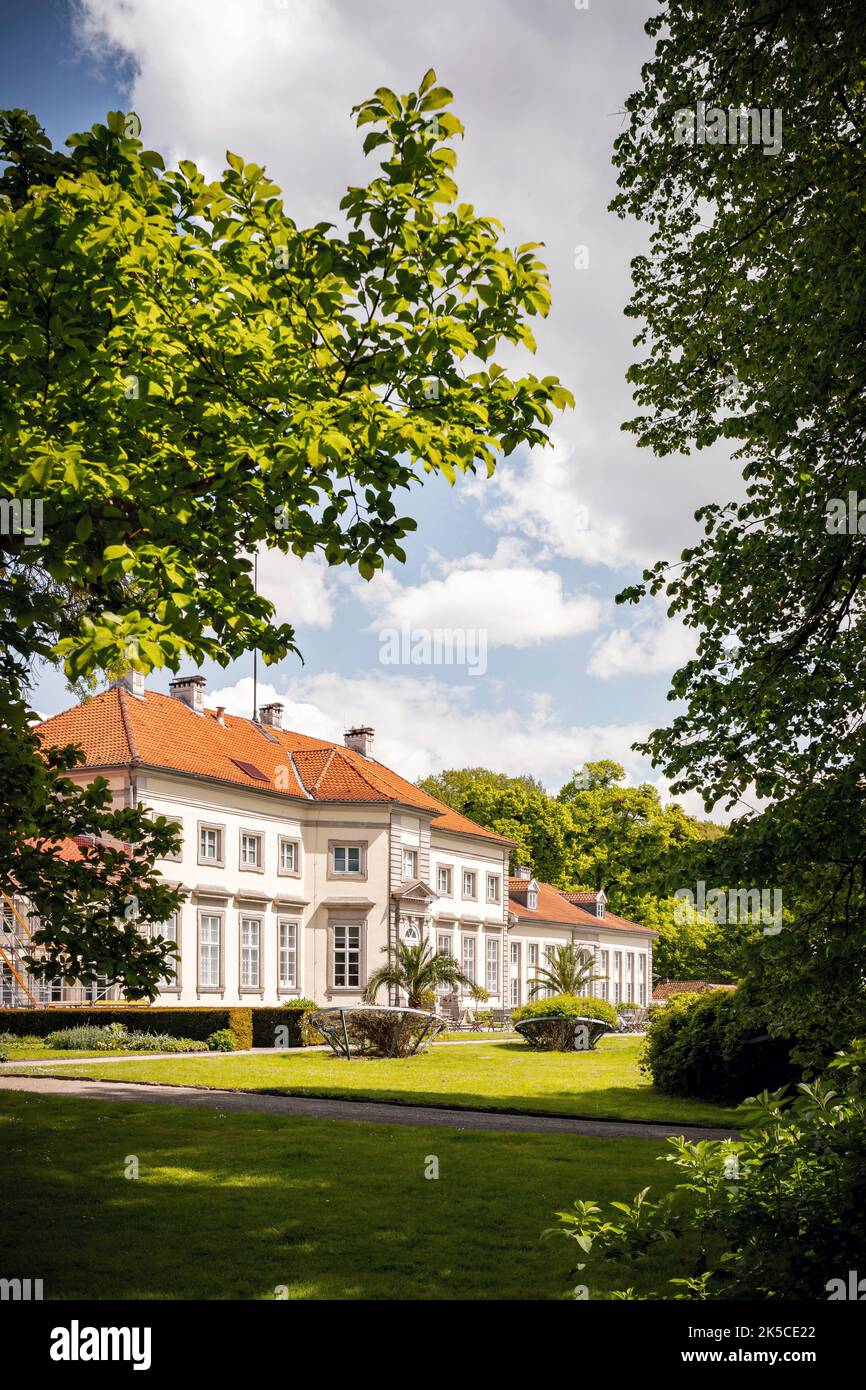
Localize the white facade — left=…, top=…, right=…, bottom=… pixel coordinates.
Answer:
left=22, top=683, right=655, bottom=1012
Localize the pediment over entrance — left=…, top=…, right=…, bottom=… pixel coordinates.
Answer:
left=392, top=878, right=437, bottom=905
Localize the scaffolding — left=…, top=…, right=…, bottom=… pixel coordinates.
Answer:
left=0, top=890, right=38, bottom=1008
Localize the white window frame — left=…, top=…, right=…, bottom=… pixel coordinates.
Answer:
left=198, top=911, right=222, bottom=991
left=461, top=934, right=476, bottom=984
left=436, top=865, right=452, bottom=895
left=332, top=922, right=362, bottom=989
left=486, top=874, right=500, bottom=904
left=462, top=869, right=477, bottom=900
left=436, top=931, right=453, bottom=960
left=485, top=937, right=499, bottom=994
left=240, top=915, right=262, bottom=990
left=240, top=830, right=263, bottom=872
left=278, top=919, right=298, bottom=990
left=278, top=837, right=301, bottom=877
left=198, top=823, right=224, bottom=867
left=330, top=843, right=365, bottom=878
left=402, top=847, right=418, bottom=880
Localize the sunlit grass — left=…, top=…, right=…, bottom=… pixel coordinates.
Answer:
left=6, top=1035, right=738, bottom=1126
left=0, top=1089, right=695, bottom=1300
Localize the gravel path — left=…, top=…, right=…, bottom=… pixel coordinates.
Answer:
left=0, top=1073, right=736, bottom=1141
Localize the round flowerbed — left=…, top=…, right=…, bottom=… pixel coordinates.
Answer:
left=512, top=994, right=617, bottom=1051
left=308, top=1005, right=445, bottom=1059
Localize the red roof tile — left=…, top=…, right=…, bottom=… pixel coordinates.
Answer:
left=34, top=687, right=511, bottom=845
left=508, top=877, right=656, bottom=936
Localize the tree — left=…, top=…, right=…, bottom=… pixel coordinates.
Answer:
left=364, top=939, right=472, bottom=1009
left=612, top=0, right=866, bottom=812
left=610, top=1, right=866, bottom=1059
left=0, top=73, right=572, bottom=992
left=528, top=943, right=599, bottom=1000
left=558, top=760, right=718, bottom=905
left=419, top=768, right=570, bottom=882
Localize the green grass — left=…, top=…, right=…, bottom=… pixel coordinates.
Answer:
left=0, top=1089, right=694, bottom=1300
left=5, top=1036, right=739, bottom=1126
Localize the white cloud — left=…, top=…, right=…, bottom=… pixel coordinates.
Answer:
left=209, top=669, right=653, bottom=790
left=356, top=538, right=602, bottom=647
left=256, top=546, right=335, bottom=629
left=473, top=432, right=632, bottom=568
left=587, top=599, right=697, bottom=679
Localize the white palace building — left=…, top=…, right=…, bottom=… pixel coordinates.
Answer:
left=2, top=673, right=655, bottom=1011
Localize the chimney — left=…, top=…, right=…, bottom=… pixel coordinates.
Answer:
left=515, top=864, right=532, bottom=880
left=215, top=706, right=226, bottom=727
left=113, top=670, right=145, bottom=699
left=259, top=702, right=284, bottom=730
left=344, top=724, right=374, bottom=758
left=169, top=674, right=206, bottom=715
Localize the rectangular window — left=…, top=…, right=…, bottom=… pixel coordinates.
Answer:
left=279, top=838, right=299, bottom=875
left=402, top=847, right=418, bottom=879
left=436, top=865, right=452, bottom=895
left=599, top=949, right=609, bottom=1001
left=462, top=934, right=476, bottom=984
left=332, top=845, right=362, bottom=875
left=198, top=913, right=221, bottom=989
left=436, top=931, right=452, bottom=959
left=240, top=916, right=261, bottom=989
left=279, top=920, right=298, bottom=989
left=199, top=825, right=223, bottom=864
left=527, top=943, right=538, bottom=969
left=510, top=942, right=520, bottom=965
left=510, top=976, right=520, bottom=1007
left=333, top=923, right=361, bottom=988
left=486, top=937, right=499, bottom=994
left=614, top=950, right=622, bottom=1005
left=486, top=874, right=500, bottom=904
left=240, top=831, right=262, bottom=869
left=639, top=981, right=646, bottom=1006
left=462, top=869, right=477, bottom=899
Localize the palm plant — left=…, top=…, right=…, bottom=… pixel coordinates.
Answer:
left=528, top=943, right=601, bottom=1000
left=364, top=939, right=472, bottom=1010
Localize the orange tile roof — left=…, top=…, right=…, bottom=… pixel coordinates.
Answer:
left=34, top=687, right=511, bottom=845
left=508, top=877, right=656, bottom=936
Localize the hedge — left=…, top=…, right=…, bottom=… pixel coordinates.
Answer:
left=251, top=1003, right=320, bottom=1048
left=512, top=993, right=619, bottom=1029
left=640, top=989, right=799, bottom=1104
left=0, top=1007, right=253, bottom=1050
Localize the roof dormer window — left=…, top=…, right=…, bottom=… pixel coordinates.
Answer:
left=596, top=900, right=605, bottom=919
left=527, top=889, right=538, bottom=911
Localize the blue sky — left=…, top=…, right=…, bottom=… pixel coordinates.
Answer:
left=6, top=0, right=740, bottom=814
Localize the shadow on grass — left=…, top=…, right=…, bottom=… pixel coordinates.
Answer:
left=0, top=1090, right=694, bottom=1301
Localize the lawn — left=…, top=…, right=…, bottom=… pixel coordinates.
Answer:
left=4, top=1036, right=739, bottom=1126
left=0, top=1089, right=695, bottom=1300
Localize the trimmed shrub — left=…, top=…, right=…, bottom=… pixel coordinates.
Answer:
left=641, top=989, right=799, bottom=1104
left=251, top=1002, right=321, bottom=1048
left=207, top=1029, right=236, bottom=1052
left=45, top=1024, right=126, bottom=1051
left=312, top=1006, right=443, bottom=1058
left=43, top=1023, right=207, bottom=1053
left=513, top=993, right=619, bottom=1029
left=512, top=993, right=618, bottom=1052
left=0, top=1007, right=252, bottom=1049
